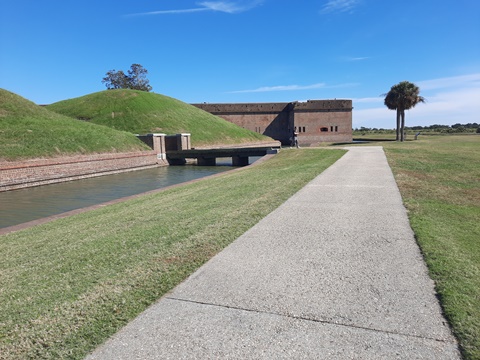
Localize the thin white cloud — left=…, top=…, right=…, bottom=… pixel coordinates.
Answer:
left=417, top=73, right=480, bottom=91
left=229, top=83, right=326, bottom=93
left=337, top=56, right=370, bottom=62
left=200, top=0, right=263, bottom=13
left=127, top=8, right=208, bottom=16
left=346, top=56, right=369, bottom=61
left=353, top=73, right=480, bottom=128
left=413, top=87, right=480, bottom=117
left=320, top=0, right=360, bottom=14
left=229, top=82, right=357, bottom=93
left=328, top=82, right=359, bottom=89
left=126, top=1, right=263, bottom=16
left=353, top=96, right=383, bottom=104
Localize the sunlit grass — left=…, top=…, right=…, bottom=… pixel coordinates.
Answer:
left=0, top=89, right=150, bottom=161
left=1, top=88, right=272, bottom=161
left=382, top=135, right=480, bottom=359
left=0, top=149, right=345, bottom=359
left=47, top=89, right=270, bottom=147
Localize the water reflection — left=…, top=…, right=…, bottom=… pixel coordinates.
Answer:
left=0, top=164, right=233, bottom=229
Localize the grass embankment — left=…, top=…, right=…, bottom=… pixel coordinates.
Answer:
left=47, top=90, right=271, bottom=148
left=382, top=135, right=480, bottom=359
left=0, top=148, right=345, bottom=359
left=0, top=89, right=150, bottom=161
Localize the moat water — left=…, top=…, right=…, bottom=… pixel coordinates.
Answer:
left=0, top=160, right=247, bottom=229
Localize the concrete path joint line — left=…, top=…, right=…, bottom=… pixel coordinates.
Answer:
left=85, top=147, right=461, bottom=359
left=166, top=296, right=457, bottom=345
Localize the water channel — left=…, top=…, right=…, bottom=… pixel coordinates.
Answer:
left=0, top=160, right=246, bottom=229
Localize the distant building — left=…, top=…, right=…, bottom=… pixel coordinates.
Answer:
left=192, top=100, right=353, bottom=146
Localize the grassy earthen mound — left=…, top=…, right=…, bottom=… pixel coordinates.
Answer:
left=0, top=89, right=149, bottom=161
left=47, top=89, right=271, bottom=148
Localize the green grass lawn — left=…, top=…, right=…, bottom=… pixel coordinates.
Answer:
left=1, top=88, right=272, bottom=161
left=2, top=133, right=478, bottom=359
left=0, top=89, right=150, bottom=161
left=47, top=89, right=271, bottom=148
left=382, top=135, right=480, bottom=359
left=0, top=149, right=345, bottom=359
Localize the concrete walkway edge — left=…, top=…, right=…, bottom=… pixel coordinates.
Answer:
left=86, top=147, right=460, bottom=359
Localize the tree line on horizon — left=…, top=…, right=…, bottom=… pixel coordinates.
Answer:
left=354, top=123, right=480, bottom=134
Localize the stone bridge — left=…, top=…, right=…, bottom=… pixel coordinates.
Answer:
left=137, top=133, right=280, bottom=166
left=166, top=146, right=280, bottom=166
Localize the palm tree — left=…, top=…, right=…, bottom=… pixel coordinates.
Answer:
left=383, top=81, right=425, bottom=141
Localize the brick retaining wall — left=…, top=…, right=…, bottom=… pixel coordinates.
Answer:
left=193, top=100, right=353, bottom=145
left=0, top=151, right=162, bottom=192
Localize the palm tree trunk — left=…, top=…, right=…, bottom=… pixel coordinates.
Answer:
left=396, top=110, right=401, bottom=141
left=400, top=109, right=405, bottom=142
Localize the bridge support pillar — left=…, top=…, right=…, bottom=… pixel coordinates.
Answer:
left=136, top=133, right=167, bottom=163
left=232, top=156, right=249, bottom=166
left=167, top=158, right=186, bottom=165
left=197, top=157, right=216, bottom=166
left=177, top=133, right=191, bottom=150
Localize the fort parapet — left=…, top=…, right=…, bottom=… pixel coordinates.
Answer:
left=193, top=100, right=353, bottom=145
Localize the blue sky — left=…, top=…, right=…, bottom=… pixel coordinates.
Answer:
left=1, top=0, right=479, bottom=128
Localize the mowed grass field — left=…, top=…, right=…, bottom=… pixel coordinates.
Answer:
left=47, top=89, right=271, bottom=148
left=381, top=135, right=480, bottom=359
left=0, top=149, right=345, bottom=359
left=0, top=89, right=150, bottom=161
left=1, top=135, right=478, bottom=359
left=0, top=88, right=272, bottom=162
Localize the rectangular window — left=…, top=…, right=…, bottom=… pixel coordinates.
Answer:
left=330, top=126, right=333, bottom=132
left=335, top=126, right=338, bottom=132
left=302, top=127, right=306, bottom=133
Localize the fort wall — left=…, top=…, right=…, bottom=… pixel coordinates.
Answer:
left=0, top=151, right=161, bottom=192
left=193, top=100, right=352, bottom=145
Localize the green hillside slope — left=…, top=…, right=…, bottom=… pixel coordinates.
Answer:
left=47, top=90, right=270, bottom=147
left=0, top=89, right=150, bottom=161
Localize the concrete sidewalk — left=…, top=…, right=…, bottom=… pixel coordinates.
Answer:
left=86, top=147, right=460, bottom=359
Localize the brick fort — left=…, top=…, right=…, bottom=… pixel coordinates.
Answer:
left=193, top=99, right=353, bottom=146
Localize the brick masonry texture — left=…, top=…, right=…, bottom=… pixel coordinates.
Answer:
left=0, top=151, right=160, bottom=192
left=193, top=100, right=353, bottom=145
